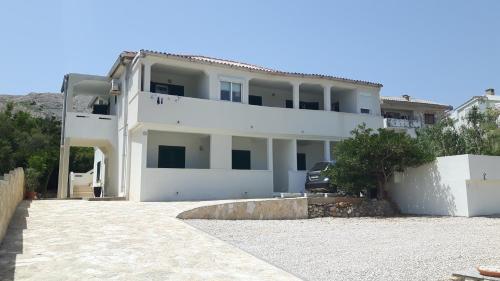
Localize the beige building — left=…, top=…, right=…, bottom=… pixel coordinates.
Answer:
left=381, top=94, right=452, bottom=137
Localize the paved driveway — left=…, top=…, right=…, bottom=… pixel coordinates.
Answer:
left=0, top=200, right=300, bottom=281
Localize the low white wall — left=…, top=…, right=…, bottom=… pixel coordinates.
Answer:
left=0, top=168, right=24, bottom=244
left=387, top=155, right=500, bottom=217
left=69, top=170, right=93, bottom=197
left=138, top=168, right=273, bottom=202
left=288, top=171, right=307, bottom=193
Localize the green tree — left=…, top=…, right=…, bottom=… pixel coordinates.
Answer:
left=324, top=125, right=434, bottom=199
left=416, top=117, right=465, bottom=156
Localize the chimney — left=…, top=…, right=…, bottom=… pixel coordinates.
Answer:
left=402, top=94, right=410, bottom=101
left=485, top=88, right=495, bottom=96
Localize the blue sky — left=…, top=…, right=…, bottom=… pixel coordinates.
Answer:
left=0, top=0, right=499, bottom=107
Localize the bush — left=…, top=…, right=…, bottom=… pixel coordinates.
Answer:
left=25, top=168, right=41, bottom=192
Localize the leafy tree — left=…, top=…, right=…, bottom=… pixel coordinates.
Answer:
left=416, top=117, right=465, bottom=156
left=324, top=125, right=434, bottom=199
left=70, top=147, right=95, bottom=172
left=416, top=106, right=500, bottom=157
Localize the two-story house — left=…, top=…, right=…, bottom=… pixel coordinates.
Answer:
left=450, top=88, right=500, bottom=127
left=381, top=95, right=452, bottom=137
left=57, top=50, right=383, bottom=201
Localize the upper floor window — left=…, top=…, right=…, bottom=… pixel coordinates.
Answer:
left=424, top=113, right=436, bottom=124
left=221, top=81, right=241, bottom=102
left=360, top=108, right=370, bottom=114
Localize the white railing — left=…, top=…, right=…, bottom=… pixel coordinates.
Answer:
left=384, top=118, right=422, bottom=129
left=134, top=92, right=383, bottom=138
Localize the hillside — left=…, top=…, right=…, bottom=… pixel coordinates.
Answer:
left=0, top=93, right=91, bottom=119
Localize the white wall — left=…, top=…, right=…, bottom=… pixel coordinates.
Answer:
left=150, top=68, right=206, bottom=99
left=210, top=134, right=231, bottom=169
left=288, top=171, right=307, bottom=193
left=232, top=136, right=268, bottom=170
left=387, top=155, right=500, bottom=217
left=272, top=139, right=295, bottom=192
left=249, top=85, right=292, bottom=108
left=139, top=169, right=273, bottom=201
left=146, top=130, right=210, bottom=169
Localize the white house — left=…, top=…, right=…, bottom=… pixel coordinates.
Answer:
left=57, top=50, right=383, bottom=201
left=450, top=88, right=500, bottom=127
left=381, top=95, right=452, bottom=137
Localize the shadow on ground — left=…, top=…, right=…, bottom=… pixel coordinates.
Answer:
left=0, top=200, right=31, bottom=281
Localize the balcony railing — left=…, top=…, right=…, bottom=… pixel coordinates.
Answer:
left=131, top=92, right=383, bottom=138
left=384, top=118, right=422, bottom=129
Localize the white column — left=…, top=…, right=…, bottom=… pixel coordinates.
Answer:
left=323, top=141, right=331, bottom=162
left=291, top=139, right=298, bottom=171
left=242, top=78, right=250, bottom=104
left=143, top=61, right=152, bottom=92
left=292, top=82, right=300, bottom=109
left=323, top=85, right=331, bottom=111
left=267, top=138, right=273, bottom=170
left=57, top=142, right=70, bottom=198
left=210, top=134, right=232, bottom=169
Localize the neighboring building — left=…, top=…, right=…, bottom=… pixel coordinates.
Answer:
left=57, top=50, right=383, bottom=201
left=381, top=95, right=452, bottom=137
left=450, top=88, right=500, bottom=127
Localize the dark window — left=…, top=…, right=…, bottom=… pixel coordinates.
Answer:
left=96, top=161, right=101, bottom=181
left=249, top=95, right=263, bottom=106
left=220, top=81, right=241, bottom=102
left=114, top=96, right=117, bottom=104
left=360, top=108, right=370, bottom=114
left=232, top=150, right=251, bottom=170
left=297, top=153, right=306, bottom=171
left=424, top=113, right=436, bottom=124
left=92, top=104, right=109, bottom=115
left=332, top=102, right=340, bottom=112
left=158, top=146, right=186, bottom=168
left=300, top=101, right=319, bottom=110
left=285, top=100, right=319, bottom=110
left=151, top=82, right=185, bottom=96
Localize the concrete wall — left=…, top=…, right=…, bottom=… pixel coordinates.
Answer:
left=297, top=140, right=324, bottom=170
left=177, top=198, right=308, bottom=220
left=146, top=130, right=210, bottom=169
left=387, top=155, right=500, bottom=217
left=138, top=168, right=273, bottom=202
left=0, top=168, right=24, bottom=244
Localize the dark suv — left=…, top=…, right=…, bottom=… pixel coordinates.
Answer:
left=305, top=161, right=336, bottom=193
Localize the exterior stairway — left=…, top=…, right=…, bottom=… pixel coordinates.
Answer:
left=72, top=185, right=94, bottom=198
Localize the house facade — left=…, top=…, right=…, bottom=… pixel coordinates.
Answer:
left=381, top=95, right=452, bottom=137
left=450, top=88, right=500, bottom=127
left=57, top=50, right=383, bottom=201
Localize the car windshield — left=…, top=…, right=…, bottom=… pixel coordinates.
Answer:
left=310, top=162, right=330, bottom=171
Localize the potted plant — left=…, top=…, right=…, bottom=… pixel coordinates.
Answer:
left=25, top=168, right=40, bottom=200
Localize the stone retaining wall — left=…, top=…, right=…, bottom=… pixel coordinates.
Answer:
left=307, top=197, right=396, bottom=218
left=0, top=168, right=25, bottom=243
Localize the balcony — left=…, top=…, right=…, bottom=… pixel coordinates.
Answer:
left=130, top=92, right=383, bottom=138
left=64, top=112, right=117, bottom=146
left=383, top=118, right=422, bottom=129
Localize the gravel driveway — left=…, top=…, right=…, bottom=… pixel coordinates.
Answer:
left=187, top=216, right=500, bottom=281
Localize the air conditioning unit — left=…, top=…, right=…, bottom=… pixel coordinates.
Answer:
left=109, top=79, right=121, bottom=96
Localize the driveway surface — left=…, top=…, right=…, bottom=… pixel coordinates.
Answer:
left=0, top=200, right=300, bottom=281
left=188, top=216, right=500, bottom=281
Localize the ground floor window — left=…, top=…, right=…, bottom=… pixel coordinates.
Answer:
left=232, top=150, right=251, bottom=170
left=158, top=145, right=186, bottom=168
left=297, top=153, right=306, bottom=171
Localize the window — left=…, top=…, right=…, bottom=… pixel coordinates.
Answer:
left=297, top=153, right=306, bottom=171
left=360, top=108, right=370, bottom=114
left=285, top=100, right=320, bottom=110
left=232, top=150, right=251, bottom=170
left=151, top=82, right=184, bottom=96
left=249, top=95, right=263, bottom=106
left=220, top=81, right=241, bottom=102
left=332, top=102, right=340, bottom=112
left=424, top=113, right=436, bottom=125
left=158, top=146, right=186, bottom=168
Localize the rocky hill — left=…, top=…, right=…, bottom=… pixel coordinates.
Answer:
left=0, top=93, right=91, bottom=119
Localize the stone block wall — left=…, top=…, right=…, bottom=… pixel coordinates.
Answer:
left=308, top=197, right=396, bottom=218
left=0, top=168, right=25, bottom=243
